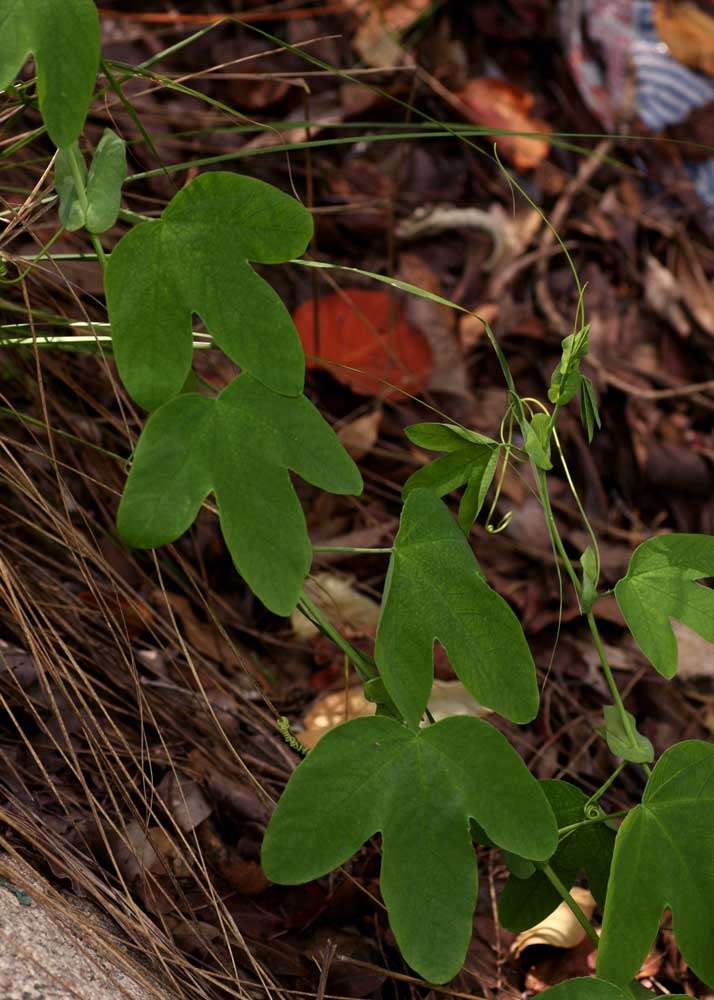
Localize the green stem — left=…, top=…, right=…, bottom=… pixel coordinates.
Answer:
left=313, top=545, right=392, bottom=555
left=298, top=593, right=376, bottom=683
left=586, top=611, right=648, bottom=771
left=584, top=763, right=626, bottom=812
left=558, top=808, right=629, bottom=838
left=542, top=864, right=600, bottom=948
left=536, top=468, right=582, bottom=598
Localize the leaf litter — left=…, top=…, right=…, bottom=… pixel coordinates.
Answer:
left=0, top=1, right=714, bottom=998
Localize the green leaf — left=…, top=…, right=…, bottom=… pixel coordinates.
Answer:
left=597, top=740, right=714, bottom=988
left=458, top=447, right=499, bottom=533
left=85, top=129, right=126, bottom=233
left=106, top=172, right=312, bottom=411
left=548, top=328, right=590, bottom=406
left=55, top=142, right=86, bottom=231
left=499, top=780, right=615, bottom=933
left=0, top=0, right=100, bottom=149
left=375, top=489, right=539, bottom=728
left=580, top=544, right=598, bottom=612
left=614, top=534, right=714, bottom=678
left=503, top=850, right=535, bottom=879
left=600, top=706, right=654, bottom=764
left=537, top=979, right=631, bottom=1000
left=524, top=412, right=552, bottom=470
left=262, top=714, right=557, bottom=983
left=403, top=443, right=497, bottom=500
left=406, top=422, right=497, bottom=452
left=55, top=129, right=126, bottom=234
left=117, top=374, right=361, bottom=616
left=580, top=375, right=601, bottom=442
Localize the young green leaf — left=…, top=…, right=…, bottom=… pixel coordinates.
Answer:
left=0, top=0, right=100, bottom=149
left=403, top=443, right=497, bottom=500
left=600, top=706, right=654, bottom=764
left=405, top=422, right=498, bottom=451
left=597, top=740, right=714, bottom=988
left=579, top=375, right=601, bottom=442
left=580, top=544, right=598, bottom=612
left=524, top=412, right=553, bottom=470
left=55, top=130, right=127, bottom=234
left=117, top=374, right=361, bottom=616
left=262, top=714, right=557, bottom=984
left=403, top=422, right=499, bottom=533
left=614, top=534, right=714, bottom=678
left=55, top=143, right=87, bottom=231
left=548, top=328, right=590, bottom=406
left=106, top=172, right=312, bottom=411
left=375, top=489, right=539, bottom=728
left=458, top=448, right=500, bottom=533
left=499, top=780, right=615, bottom=932
left=85, top=129, right=126, bottom=234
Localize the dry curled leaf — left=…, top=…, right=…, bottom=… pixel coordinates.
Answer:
left=454, top=78, right=550, bottom=171
left=294, top=289, right=433, bottom=399
left=645, top=255, right=691, bottom=337
left=654, top=0, right=714, bottom=77
left=512, top=887, right=597, bottom=956
left=337, top=409, right=382, bottom=459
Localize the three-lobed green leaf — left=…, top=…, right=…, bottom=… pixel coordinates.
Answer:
left=614, top=534, right=714, bottom=678
left=262, top=714, right=557, bottom=983
left=0, top=0, right=100, bottom=149
left=597, top=740, right=714, bottom=988
left=106, top=172, right=312, bottom=411
left=117, top=373, right=362, bottom=615
left=375, top=489, right=539, bottom=728
left=537, top=979, right=660, bottom=1000
left=498, top=780, right=615, bottom=932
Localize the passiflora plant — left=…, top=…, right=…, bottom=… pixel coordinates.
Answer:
left=2, top=5, right=713, bottom=996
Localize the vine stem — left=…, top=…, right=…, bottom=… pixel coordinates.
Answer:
left=536, top=468, right=582, bottom=599
left=558, top=808, right=629, bottom=838
left=586, top=611, right=650, bottom=775
left=298, top=593, right=376, bottom=683
left=542, top=864, right=600, bottom=949
left=584, top=762, right=626, bottom=811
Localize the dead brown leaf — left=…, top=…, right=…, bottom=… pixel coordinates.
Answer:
left=347, top=0, right=431, bottom=67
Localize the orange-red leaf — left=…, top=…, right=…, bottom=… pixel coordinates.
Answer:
left=455, top=78, right=550, bottom=171
left=294, top=289, right=432, bottom=399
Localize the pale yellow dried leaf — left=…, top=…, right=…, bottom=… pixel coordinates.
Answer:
left=511, top=887, right=597, bottom=956
left=301, top=687, right=375, bottom=748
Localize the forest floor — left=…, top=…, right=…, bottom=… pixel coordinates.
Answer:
left=1, top=2, right=713, bottom=999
